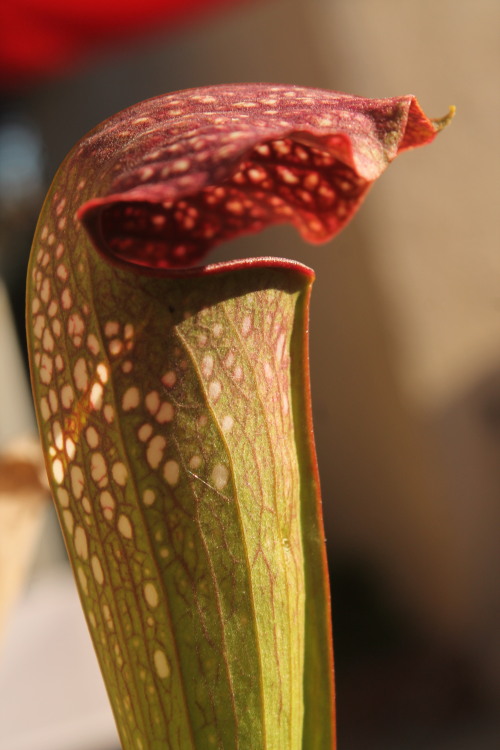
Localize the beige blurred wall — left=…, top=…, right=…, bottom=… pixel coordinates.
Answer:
left=312, top=0, right=500, bottom=407
left=308, top=0, right=500, bottom=692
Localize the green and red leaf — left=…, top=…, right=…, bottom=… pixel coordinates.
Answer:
left=26, top=83, right=449, bottom=749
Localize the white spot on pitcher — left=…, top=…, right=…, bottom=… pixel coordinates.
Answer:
left=164, top=460, right=179, bottom=486
left=208, top=380, right=221, bottom=402
left=112, top=462, right=128, bottom=486
left=211, top=463, right=229, bottom=491
left=91, top=555, right=104, bottom=584
left=122, top=386, right=140, bottom=410
left=144, top=582, right=159, bottom=608
left=147, top=436, right=166, bottom=469
left=153, top=649, right=170, bottom=679
left=118, top=514, right=133, bottom=540
left=74, top=525, right=88, bottom=560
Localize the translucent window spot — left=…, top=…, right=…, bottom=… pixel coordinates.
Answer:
left=139, top=166, right=154, bottom=181
left=52, top=420, right=64, bottom=450
left=52, top=458, right=64, bottom=484
left=153, top=649, right=170, bottom=679
left=77, top=567, right=88, bottom=594
left=112, top=462, right=128, bottom=486
left=241, top=315, right=252, bottom=336
left=145, top=391, right=160, bottom=415
left=87, top=333, right=100, bottom=355
left=89, top=382, right=104, bottom=410
left=144, top=582, right=159, bottom=608
left=156, top=402, right=174, bottom=423
left=226, top=199, right=244, bottom=215
left=189, top=455, right=202, bottom=470
left=74, top=525, right=88, bottom=560
left=33, top=314, right=46, bottom=339
left=142, top=489, right=155, bottom=506
left=171, top=158, right=190, bottom=173
left=208, top=380, right=222, bottom=402
left=85, top=426, right=99, bottom=448
left=104, top=321, right=120, bottom=337
left=108, top=339, right=123, bottom=356
left=61, top=287, right=73, bottom=310
left=264, top=362, right=274, bottom=381
left=282, top=392, right=289, bottom=415
left=233, top=365, right=243, bottom=382
left=122, top=386, right=140, bottom=411
left=201, top=354, right=214, bottom=379
left=40, top=353, right=54, bottom=384
left=138, top=423, right=153, bottom=442
left=42, top=327, right=54, bottom=352
left=57, top=487, right=69, bottom=508
left=103, top=404, right=115, bottom=423
left=96, top=363, right=109, bottom=383
left=67, top=312, right=85, bottom=340
left=254, top=144, right=270, bottom=157
left=277, top=166, right=299, bottom=185
left=211, top=463, right=229, bottom=491
left=147, top=435, right=166, bottom=469
left=52, top=319, right=61, bottom=338
left=61, top=384, right=74, bottom=409
left=65, top=437, right=76, bottom=460
left=74, top=357, right=89, bottom=392
left=40, top=278, right=51, bottom=304
left=100, top=490, right=116, bottom=520
left=221, top=415, right=234, bottom=433
left=40, top=397, right=50, bottom=421
left=248, top=167, right=267, bottom=183
left=122, top=360, right=133, bottom=373
left=117, top=514, right=133, bottom=540
left=102, top=604, right=114, bottom=631
left=90, top=452, right=108, bottom=487
left=63, top=509, right=74, bottom=534
left=213, top=323, right=223, bottom=338
left=164, top=460, right=179, bottom=486
left=70, top=465, right=84, bottom=499
left=161, top=371, right=176, bottom=388
left=82, top=496, right=92, bottom=514
left=91, top=554, right=104, bottom=584
left=276, top=332, right=286, bottom=362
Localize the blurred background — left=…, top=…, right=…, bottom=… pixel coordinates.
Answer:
left=1, top=0, right=499, bottom=748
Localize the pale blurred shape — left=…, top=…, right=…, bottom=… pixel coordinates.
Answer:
left=0, top=283, right=48, bottom=643
left=0, top=280, right=35, bottom=445
left=0, top=568, right=118, bottom=750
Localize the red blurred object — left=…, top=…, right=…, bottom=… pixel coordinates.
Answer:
left=0, top=0, right=242, bottom=91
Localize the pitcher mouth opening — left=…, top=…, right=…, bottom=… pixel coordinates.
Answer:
left=78, top=134, right=366, bottom=274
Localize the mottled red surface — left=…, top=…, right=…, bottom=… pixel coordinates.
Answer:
left=77, top=83, right=441, bottom=272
